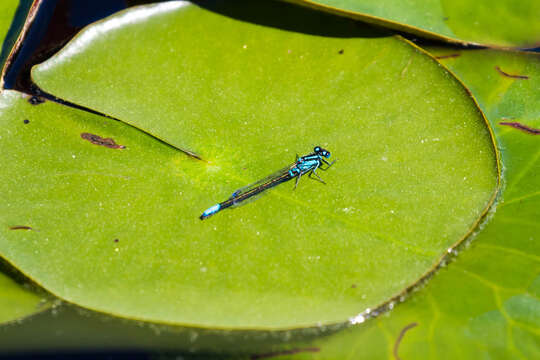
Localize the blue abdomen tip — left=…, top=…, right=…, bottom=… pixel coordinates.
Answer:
left=200, top=204, right=221, bottom=220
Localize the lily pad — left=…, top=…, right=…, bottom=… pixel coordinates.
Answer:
left=245, top=48, right=540, bottom=358
left=0, top=0, right=24, bottom=84
left=286, top=0, right=540, bottom=47
left=0, top=0, right=18, bottom=49
left=0, top=0, right=17, bottom=36
left=0, top=0, right=53, bottom=327
left=0, top=268, right=49, bottom=325
left=2, top=1, right=497, bottom=329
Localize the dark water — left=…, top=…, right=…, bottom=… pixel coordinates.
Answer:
left=3, top=0, right=164, bottom=92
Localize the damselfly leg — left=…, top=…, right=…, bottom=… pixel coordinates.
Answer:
left=308, top=169, right=326, bottom=184
left=319, top=158, right=335, bottom=170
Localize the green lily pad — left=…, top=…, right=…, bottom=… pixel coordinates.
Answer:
left=0, top=0, right=53, bottom=327
left=0, top=0, right=18, bottom=45
left=4, top=1, right=497, bottom=329
left=0, top=0, right=18, bottom=56
left=246, top=48, right=540, bottom=358
left=0, top=268, right=49, bottom=325
left=286, top=0, right=540, bottom=47
left=0, top=0, right=23, bottom=85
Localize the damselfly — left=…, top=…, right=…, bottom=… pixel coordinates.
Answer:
left=200, top=146, right=334, bottom=220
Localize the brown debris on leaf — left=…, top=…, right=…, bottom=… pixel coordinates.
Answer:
left=250, top=347, right=320, bottom=359
left=495, top=66, right=529, bottom=80
left=435, top=53, right=460, bottom=60
left=81, top=132, right=125, bottom=149
left=9, top=225, right=33, bottom=231
left=500, top=121, right=540, bottom=135
left=393, top=322, right=418, bottom=360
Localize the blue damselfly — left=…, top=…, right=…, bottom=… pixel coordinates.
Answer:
left=200, top=146, right=334, bottom=220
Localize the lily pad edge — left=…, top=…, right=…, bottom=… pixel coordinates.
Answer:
left=284, top=0, right=531, bottom=48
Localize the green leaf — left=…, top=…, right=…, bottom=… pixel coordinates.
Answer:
left=239, top=48, right=540, bottom=358
left=0, top=0, right=17, bottom=45
left=0, top=0, right=23, bottom=85
left=0, top=268, right=49, bottom=325
left=286, top=0, right=540, bottom=47
left=0, top=1, right=54, bottom=326
left=3, top=1, right=497, bottom=329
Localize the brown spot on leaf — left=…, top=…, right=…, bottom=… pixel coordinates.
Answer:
left=9, top=225, right=33, bottom=231
left=351, top=284, right=357, bottom=288
left=435, top=53, right=460, bottom=60
left=495, top=66, right=529, bottom=80
left=251, top=347, right=320, bottom=359
left=81, top=133, right=125, bottom=149
left=500, top=121, right=540, bottom=135
left=393, top=322, right=418, bottom=360
left=114, top=239, right=119, bottom=243
left=338, top=49, right=344, bottom=54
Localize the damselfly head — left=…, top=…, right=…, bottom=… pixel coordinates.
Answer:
left=314, top=146, right=331, bottom=158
